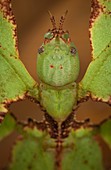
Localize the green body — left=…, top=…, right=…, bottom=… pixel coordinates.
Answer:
left=39, top=83, right=77, bottom=121
left=37, top=36, right=79, bottom=121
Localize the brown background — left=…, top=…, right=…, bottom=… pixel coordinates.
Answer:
left=0, top=0, right=111, bottom=169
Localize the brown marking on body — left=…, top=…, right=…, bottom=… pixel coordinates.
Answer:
left=89, top=0, right=104, bottom=58
left=50, top=64, right=54, bottom=68
left=60, top=65, right=63, bottom=69
left=44, top=112, right=58, bottom=139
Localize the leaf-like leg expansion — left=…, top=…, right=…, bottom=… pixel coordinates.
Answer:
left=0, top=0, right=39, bottom=122
left=78, top=0, right=111, bottom=103
left=9, top=122, right=55, bottom=170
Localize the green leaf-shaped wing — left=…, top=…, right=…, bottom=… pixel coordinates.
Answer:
left=0, top=0, right=39, bottom=115
left=9, top=135, right=54, bottom=170
left=78, top=0, right=111, bottom=103
left=62, top=129, right=104, bottom=170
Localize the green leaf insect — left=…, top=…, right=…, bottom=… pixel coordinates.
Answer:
left=0, top=0, right=111, bottom=124
left=0, top=0, right=111, bottom=169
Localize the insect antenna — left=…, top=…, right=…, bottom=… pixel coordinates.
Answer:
left=59, top=10, right=68, bottom=30
left=48, top=10, right=56, bottom=30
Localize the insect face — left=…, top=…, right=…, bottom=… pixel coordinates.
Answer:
left=37, top=11, right=80, bottom=87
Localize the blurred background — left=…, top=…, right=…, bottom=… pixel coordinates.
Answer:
left=0, top=0, right=111, bottom=169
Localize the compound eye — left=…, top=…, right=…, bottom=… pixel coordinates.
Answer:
left=44, top=31, right=53, bottom=39
left=70, top=47, right=77, bottom=55
left=38, top=46, right=44, bottom=54
left=62, top=33, right=69, bottom=41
